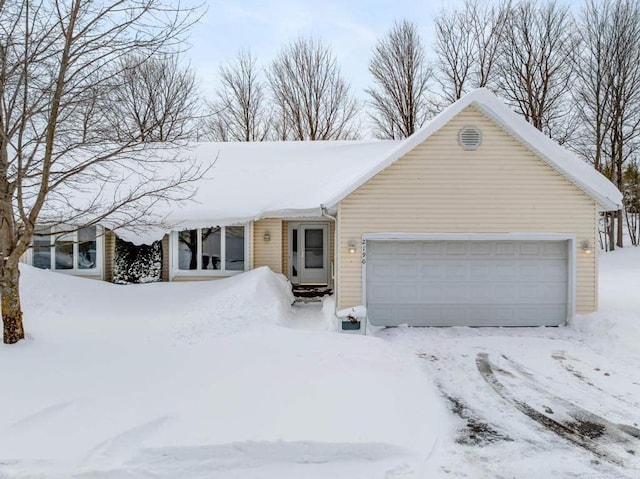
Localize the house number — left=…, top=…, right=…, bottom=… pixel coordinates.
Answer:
left=361, top=240, right=366, bottom=264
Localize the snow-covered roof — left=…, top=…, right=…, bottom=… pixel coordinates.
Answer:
left=324, top=88, right=623, bottom=211
left=118, top=140, right=399, bottom=243
left=117, top=88, right=622, bottom=244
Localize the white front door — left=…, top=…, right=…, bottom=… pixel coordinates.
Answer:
left=289, top=223, right=329, bottom=285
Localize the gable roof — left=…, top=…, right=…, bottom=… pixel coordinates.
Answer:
left=116, top=89, right=622, bottom=244
left=323, top=88, right=623, bottom=212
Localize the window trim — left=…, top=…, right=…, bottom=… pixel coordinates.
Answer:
left=27, top=225, right=103, bottom=276
left=171, top=224, right=249, bottom=278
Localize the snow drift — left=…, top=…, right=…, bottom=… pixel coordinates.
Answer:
left=0, top=266, right=448, bottom=478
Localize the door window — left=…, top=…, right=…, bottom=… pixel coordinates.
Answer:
left=304, top=229, right=324, bottom=269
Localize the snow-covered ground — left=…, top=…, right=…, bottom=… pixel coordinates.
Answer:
left=0, top=267, right=448, bottom=478
left=1, top=248, right=639, bottom=478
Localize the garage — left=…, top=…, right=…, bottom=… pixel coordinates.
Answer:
left=365, top=236, right=572, bottom=327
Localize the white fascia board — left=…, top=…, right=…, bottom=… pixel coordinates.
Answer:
left=362, top=232, right=577, bottom=242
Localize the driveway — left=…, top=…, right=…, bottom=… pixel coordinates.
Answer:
left=380, top=326, right=640, bottom=478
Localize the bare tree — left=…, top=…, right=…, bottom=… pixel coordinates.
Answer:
left=623, top=160, right=640, bottom=246
left=495, top=1, right=577, bottom=141
left=366, top=20, right=433, bottom=139
left=206, top=50, right=270, bottom=142
left=267, top=37, right=360, bottom=140
left=434, top=0, right=510, bottom=103
left=108, top=54, right=201, bottom=142
left=572, top=0, right=614, bottom=174
left=0, top=1, right=204, bottom=344
left=574, top=0, right=640, bottom=249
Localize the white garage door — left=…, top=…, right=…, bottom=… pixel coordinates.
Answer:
left=366, top=240, right=569, bottom=327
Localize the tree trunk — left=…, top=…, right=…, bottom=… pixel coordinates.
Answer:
left=609, top=212, right=615, bottom=251
left=617, top=209, right=624, bottom=248
left=1, top=266, right=25, bottom=344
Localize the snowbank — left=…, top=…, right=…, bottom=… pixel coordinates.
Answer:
left=18, top=265, right=294, bottom=343
left=571, top=247, right=640, bottom=360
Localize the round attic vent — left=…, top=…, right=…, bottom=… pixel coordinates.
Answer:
left=459, top=126, right=482, bottom=150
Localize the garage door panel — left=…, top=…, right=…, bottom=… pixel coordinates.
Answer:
left=397, top=284, right=419, bottom=301
left=470, top=242, right=493, bottom=255
left=396, top=263, right=419, bottom=279
left=539, top=284, right=567, bottom=302
left=543, top=242, right=568, bottom=257
left=368, top=283, right=395, bottom=301
left=368, top=305, right=396, bottom=325
left=494, top=307, right=517, bottom=322
left=496, top=242, right=516, bottom=256
left=420, top=263, right=444, bottom=280
left=396, top=242, right=419, bottom=255
left=520, top=242, right=542, bottom=255
left=420, top=242, right=445, bottom=256
left=420, top=284, right=443, bottom=300
left=443, top=284, right=470, bottom=301
left=543, top=262, right=568, bottom=277
left=446, top=242, right=467, bottom=255
left=519, top=284, right=549, bottom=301
left=494, top=263, right=519, bottom=280
left=493, top=282, right=517, bottom=300
left=368, top=262, right=393, bottom=278
left=470, top=264, right=491, bottom=280
left=366, top=240, right=569, bottom=327
left=471, top=284, right=493, bottom=300
left=367, top=302, right=568, bottom=326
left=369, top=241, right=395, bottom=255
left=445, top=264, right=468, bottom=280
left=519, top=263, right=542, bottom=280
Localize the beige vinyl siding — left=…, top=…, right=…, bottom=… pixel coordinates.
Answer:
left=337, top=105, right=598, bottom=314
left=103, top=229, right=116, bottom=282
left=252, top=219, right=283, bottom=274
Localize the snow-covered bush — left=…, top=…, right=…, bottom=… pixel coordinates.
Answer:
left=113, top=237, right=162, bottom=284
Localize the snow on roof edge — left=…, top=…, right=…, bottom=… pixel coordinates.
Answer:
left=113, top=207, right=326, bottom=245
left=324, top=88, right=623, bottom=211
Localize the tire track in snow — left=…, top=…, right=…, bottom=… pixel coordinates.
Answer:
left=502, top=354, right=640, bottom=441
left=477, top=352, right=638, bottom=476
left=551, top=352, right=640, bottom=410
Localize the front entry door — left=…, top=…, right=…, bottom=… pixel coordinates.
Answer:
left=290, top=223, right=329, bottom=285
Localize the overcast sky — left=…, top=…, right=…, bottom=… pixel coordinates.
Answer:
left=187, top=0, right=470, bottom=100
left=187, top=0, right=582, bottom=101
